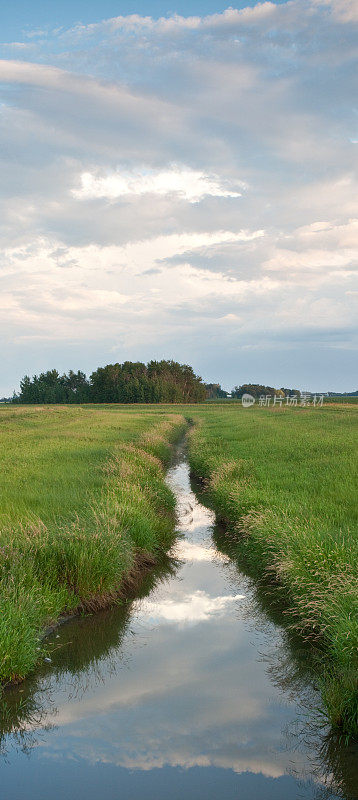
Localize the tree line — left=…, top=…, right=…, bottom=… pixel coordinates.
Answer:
left=231, top=384, right=301, bottom=398
left=206, top=383, right=301, bottom=399
left=14, top=361, right=207, bottom=404
left=12, top=368, right=305, bottom=406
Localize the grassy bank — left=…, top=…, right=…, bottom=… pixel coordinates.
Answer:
left=188, top=404, right=358, bottom=737
left=0, top=405, right=186, bottom=684
left=2, top=401, right=357, bottom=737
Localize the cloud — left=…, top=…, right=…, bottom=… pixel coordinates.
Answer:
left=173, top=540, right=228, bottom=562
left=263, top=247, right=357, bottom=275
left=313, top=0, right=358, bottom=22
left=0, top=2, right=357, bottom=392
left=136, top=589, right=245, bottom=625
left=73, top=3, right=278, bottom=37
left=72, top=167, right=243, bottom=203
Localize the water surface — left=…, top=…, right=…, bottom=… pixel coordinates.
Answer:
left=0, top=446, right=357, bottom=799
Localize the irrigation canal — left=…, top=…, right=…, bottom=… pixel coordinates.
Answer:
left=0, top=442, right=357, bottom=799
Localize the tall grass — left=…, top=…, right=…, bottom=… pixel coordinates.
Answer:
left=0, top=406, right=186, bottom=683
left=188, top=404, right=358, bottom=737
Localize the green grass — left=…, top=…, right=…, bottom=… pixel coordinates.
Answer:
left=0, top=405, right=186, bottom=683
left=187, top=403, right=358, bottom=737
left=1, top=401, right=357, bottom=738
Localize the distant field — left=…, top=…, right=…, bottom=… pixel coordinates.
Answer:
left=205, top=396, right=358, bottom=404
left=0, top=405, right=185, bottom=684
left=0, top=405, right=180, bottom=525
left=188, top=403, right=358, bottom=736
left=324, top=396, right=358, bottom=404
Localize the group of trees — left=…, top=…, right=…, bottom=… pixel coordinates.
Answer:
left=13, top=369, right=309, bottom=405
left=16, top=370, right=90, bottom=404
left=90, top=361, right=206, bottom=403
left=232, top=384, right=301, bottom=398
left=14, top=360, right=207, bottom=404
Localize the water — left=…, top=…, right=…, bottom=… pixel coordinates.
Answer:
left=0, top=445, right=357, bottom=799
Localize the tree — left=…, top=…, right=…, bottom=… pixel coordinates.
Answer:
left=280, top=387, right=301, bottom=398
left=205, top=383, right=228, bottom=399
left=16, top=360, right=207, bottom=404
left=62, top=370, right=90, bottom=403
left=231, top=383, right=277, bottom=398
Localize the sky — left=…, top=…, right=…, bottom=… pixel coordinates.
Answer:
left=0, top=0, right=357, bottom=395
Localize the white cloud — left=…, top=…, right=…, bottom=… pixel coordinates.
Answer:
left=135, top=590, right=246, bottom=625
left=296, top=218, right=358, bottom=248
left=263, top=247, right=357, bottom=274
left=174, top=540, right=228, bottom=562
left=79, top=3, right=278, bottom=36
left=73, top=167, right=243, bottom=203
left=313, top=0, right=358, bottom=22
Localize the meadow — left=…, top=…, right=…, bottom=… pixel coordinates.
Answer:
left=0, top=401, right=357, bottom=737
left=188, top=403, right=358, bottom=736
left=0, top=405, right=185, bottom=684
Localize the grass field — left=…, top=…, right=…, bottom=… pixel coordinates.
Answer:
left=0, top=401, right=357, bottom=737
left=0, top=405, right=185, bottom=684
left=188, top=403, right=358, bottom=736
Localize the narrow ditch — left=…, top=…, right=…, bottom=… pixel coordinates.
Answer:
left=0, top=439, right=356, bottom=800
